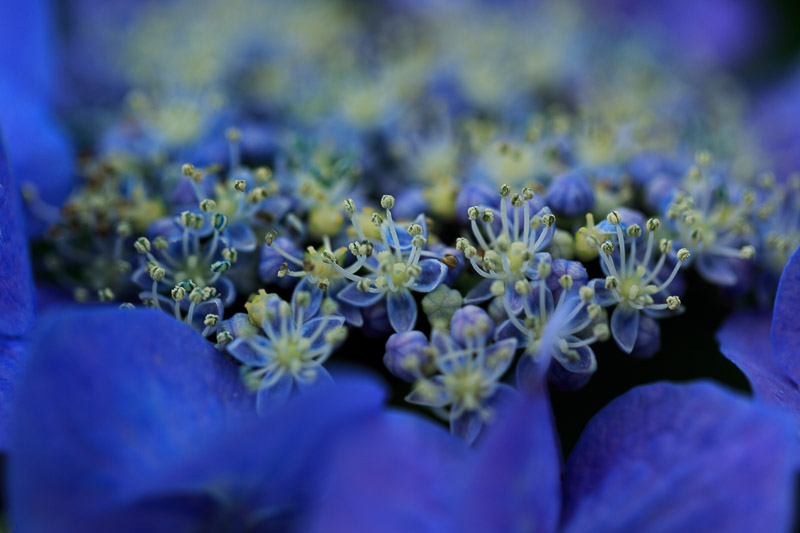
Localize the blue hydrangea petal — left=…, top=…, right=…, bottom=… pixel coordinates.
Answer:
left=300, top=315, right=346, bottom=351
left=256, top=373, right=294, bottom=415
left=531, top=206, right=556, bottom=250
left=456, top=181, right=498, bottom=217
left=382, top=213, right=429, bottom=251
left=411, top=259, right=448, bottom=293
left=226, top=222, right=257, bottom=253
left=293, top=278, right=322, bottom=321
left=256, top=196, right=292, bottom=224
left=450, top=409, right=483, bottom=444
left=550, top=338, right=597, bottom=375
left=214, top=276, right=237, bottom=307
left=8, top=307, right=252, bottom=532
left=412, top=212, right=429, bottom=240
left=387, top=290, right=418, bottom=332
left=481, top=338, right=517, bottom=381
left=630, top=315, right=660, bottom=358
left=494, top=319, right=527, bottom=344
left=525, top=282, right=555, bottom=317
left=188, top=298, right=224, bottom=332
left=391, top=188, right=427, bottom=220
left=381, top=223, right=413, bottom=251
left=306, top=411, right=468, bottom=533
left=384, top=331, right=429, bottom=382
left=0, top=338, right=26, bottom=449
left=406, top=377, right=449, bottom=408
left=562, top=381, right=796, bottom=533
left=516, top=352, right=550, bottom=392
left=295, top=366, right=334, bottom=393
left=595, top=207, right=645, bottom=237
left=696, top=254, right=738, bottom=286
left=457, top=386, right=560, bottom=533
left=144, top=376, right=388, bottom=529
left=610, top=305, right=639, bottom=353
left=335, top=298, right=364, bottom=327
left=0, top=80, right=74, bottom=237
left=0, top=0, right=56, bottom=98
left=227, top=336, right=270, bottom=367
left=258, top=237, right=302, bottom=287
left=218, top=312, right=258, bottom=341
left=0, top=136, right=35, bottom=336
left=772, top=246, right=800, bottom=382
left=464, top=278, right=495, bottom=305
left=525, top=252, right=552, bottom=281
left=337, top=282, right=386, bottom=308
left=718, top=311, right=800, bottom=429
left=504, top=282, right=525, bottom=315
left=546, top=171, right=595, bottom=216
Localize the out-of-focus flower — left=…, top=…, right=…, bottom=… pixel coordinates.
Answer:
left=496, top=277, right=605, bottom=391
left=227, top=291, right=347, bottom=413
left=717, top=245, right=800, bottom=429
left=0, top=137, right=36, bottom=448
left=8, top=306, right=386, bottom=531
left=308, top=380, right=795, bottom=533
left=405, top=305, right=518, bottom=443
left=0, top=0, right=74, bottom=236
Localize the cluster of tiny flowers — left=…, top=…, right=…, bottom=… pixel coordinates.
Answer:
left=22, top=0, right=798, bottom=439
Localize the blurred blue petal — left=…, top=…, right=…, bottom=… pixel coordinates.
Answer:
left=10, top=306, right=387, bottom=530
left=306, top=411, right=468, bottom=533
left=387, top=289, right=418, bottom=332
left=0, top=79, right=73, bottom=238
left=718, top=311, right=800, bottom=429
left=337, top=282, right=386, bottom=307
left=464, top=278, right=494, bottom=305
left=9, top=307, right=251, bottom=531
left=0, top=136, right=35, bottom=335
left=227, top=336, right=269, bottom=367
left=411, top=259, right=448, bottom=293
left=772, top=246, right=800, bottom=382
left=256, top=372, right=294, bottom=414
left=450, top=409, right=483, bottom=444
left=0, top=0, right=56, bottom=99
left=562, top=381, right=796, bottom=533
left=456, top=387, right=560, bottom=533
left=293, top=277, right=323, bottom=320
left=611, top=305, right=639, bottom=353
left=696, top=254, right=738, bottom=286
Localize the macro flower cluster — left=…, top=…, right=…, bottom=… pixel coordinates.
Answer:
left=3, top=0, right=800, bottom=530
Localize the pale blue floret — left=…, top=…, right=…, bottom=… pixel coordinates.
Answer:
left=132, top=211, right=237, bottom=309
left=460, top=184, right=556, bottom=315
left=662, top=158, right=756, bottom=286
left=586, top=211, right=687, bottom=353
left=333, top=196, right=448, bottom=332
left=226, top=292, right=346, bottom=414
left=495, top=277, right=603, bottom=391
left=405, top=305, right=518, bottom=444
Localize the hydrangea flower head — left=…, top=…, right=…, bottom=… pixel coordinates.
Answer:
left=227, top=290, right=347, bottom=413
left=460, top=184, right=555, bottom=314
left=405, top=305, right=518, bottom=443
left=587, top=212, right=688, bottom=352
left=335, top=196, right=448, bottom=332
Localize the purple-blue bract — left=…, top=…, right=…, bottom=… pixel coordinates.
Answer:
left=309, top=382, right=795, bottom=533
